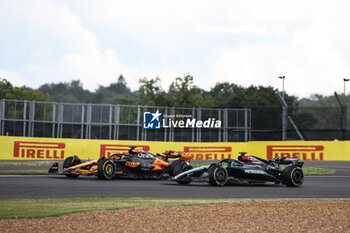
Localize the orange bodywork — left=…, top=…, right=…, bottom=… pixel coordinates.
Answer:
left=152, top=151, right=191, bottom=170
left=66, top=159, right=98, bottom=175
left=152, top=158, right=169, bottom=170
left=69, top=160, right=98, bottom=169
left=161, top=151, right=192, bottom=162
left=180, top=153, right=191, bottom=162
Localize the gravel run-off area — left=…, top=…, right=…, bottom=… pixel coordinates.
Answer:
left=0, top=200, right=349, bottom=233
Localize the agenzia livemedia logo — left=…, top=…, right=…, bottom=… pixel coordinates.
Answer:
left=143, top=110, right=162, bottom=129
left=143, top=109, right=222, bottom=129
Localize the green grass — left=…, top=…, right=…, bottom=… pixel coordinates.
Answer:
left=0, top=160, right=61, bottom=166
left=303, top=167, right=335, bottom=175
left=0, top=170, right=49, bottom=175
left=0, top=198, right=251, bottom=219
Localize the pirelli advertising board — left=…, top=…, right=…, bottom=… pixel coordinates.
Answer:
left=0, top=136, right=349, bottom=161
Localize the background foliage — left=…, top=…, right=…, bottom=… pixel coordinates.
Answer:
left=1, top=75, right=348, bottom=131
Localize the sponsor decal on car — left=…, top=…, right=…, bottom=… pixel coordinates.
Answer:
left=13, top=141, right=65, bottom=159
left=184, top=146, right=232, bottom=160
left=244, top=169, right=274, bottom=177
left=244, top=170, right=265, bottom=174
left=125, top=161, right=140, bottom=167
left=100, top=144, right=150, bottom=157
left=266, top=145, right=324, bottom=160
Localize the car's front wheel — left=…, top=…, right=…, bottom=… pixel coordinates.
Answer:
left=173, top=161, right=192, bottom=184
left=208, top=165, right=228, bottom=186
left=63, top=156, right=81, bottom=178
left=97, top=158, right=116, bottom=180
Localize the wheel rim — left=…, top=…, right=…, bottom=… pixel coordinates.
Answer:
left=216, top=169, right=226, bottom=182
left=292, top=169, right=303, bottom=184
left=105, top=163, right=114, bottom=176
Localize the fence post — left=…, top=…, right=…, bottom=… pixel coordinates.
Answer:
left=275, top=92, right=288, bottom=141
left=244, top=109, right=249, bottom=142
left=170, top=107, right=175, bottom=141
left=114, top=105, right=120, bottom=140
left=218, top=109, right=222, bottom=142
left=249, top=109, right=252, bottom=141
left=282, top=106, right=287, bottom=141
left=108, top=104, right=113, bottom=140
left=28, top=101, right=35, bottom=137
left=85, top=104, right=91, bottom=139
left=192, top=108, right=195, bottom=142
left=136, top=106, right=140, bottom=141
left=22, top=100, right=26, bottom=136
left=335, top=92, right=346, bottom=140
left=196, top=108, right=201, bottom=142
left=223, top=109, right=228, bottom=142
left=56, top=103, right=63, bottom=138
left=0, top=99, right=4, bottom=135
left=80, top=104, right=84, bottom=139
left=51, top=103, right=55, bottom=138
left=164, top=107, right=168, bottom=141
left=142, top=106, right=147, bottom=141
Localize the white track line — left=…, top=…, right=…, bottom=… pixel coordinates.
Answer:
left=0, top=175, right=58, bottom=177
left=307, top=176, right=350, bottom=178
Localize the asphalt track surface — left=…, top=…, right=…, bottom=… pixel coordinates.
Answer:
left=0, top=161, right=349, bottom=199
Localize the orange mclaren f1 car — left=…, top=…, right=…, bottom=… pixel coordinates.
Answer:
left=49, top=146, right=192, bottom=180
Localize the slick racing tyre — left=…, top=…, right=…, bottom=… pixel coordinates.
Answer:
left=173, top=161, right=193, bottom=184
left=282, top=166, right=304, bottom=187
left=173, top=161, right=192, bottom=176
left=97, top=158, right=116, bottom=180
left=169, top=160, right=182, bottom=176
left=209, top=165, right=228, bottom=186
left=63, top=156, right=81, bottom=178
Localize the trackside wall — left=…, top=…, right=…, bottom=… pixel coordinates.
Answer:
left=0, top=136, right=349, bottom=161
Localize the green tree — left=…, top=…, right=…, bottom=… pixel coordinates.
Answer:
left=39, top=80, right=93, bottom=103
left=0, top=78, right=49, bottom=101
left=138, top=76, right=167, bottom=106
left=209, top=82, right=246, bottom=107
left=167, top=75, right=214, bottom=107
left=298, top=94, right=346, bottom=129
left=209, top=82, right=316, bottom=130
left=95, top=75, right=135, bottom=104
left=138, top=75, right=214, bottom=107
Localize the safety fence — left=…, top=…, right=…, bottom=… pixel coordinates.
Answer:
left=0, top=99, right=251, bottom=142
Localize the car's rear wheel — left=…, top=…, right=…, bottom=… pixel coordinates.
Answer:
left=63, top=156, right=81, bottom=178
left=97, top=158, right=116, bottom=180
left=173, top=161, right=192, bottom=184
left=209, top=165, right=228, bottom=186
left=282, top=166, right=304, bottom=187
left=169, top=160, right=182, bottom=176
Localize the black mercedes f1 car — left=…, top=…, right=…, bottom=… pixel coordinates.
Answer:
left=49, top=146, right=192, bottom=180
left=172, top=152, right=304, bottom=187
